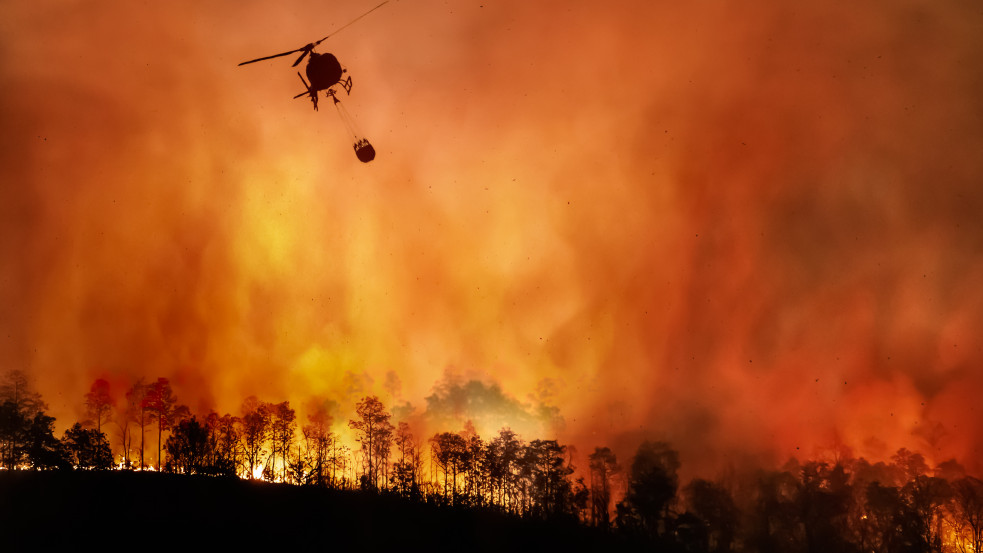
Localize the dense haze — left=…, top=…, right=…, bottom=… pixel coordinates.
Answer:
left=2, top=0, right=982, bottom=476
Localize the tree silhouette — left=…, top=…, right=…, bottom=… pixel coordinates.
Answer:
left=141, top=378, right=176, bottom=471
left=240, top=396, right=270, bottom=478
left=125, top=379, right=151, bottom=469
left=618, top=441, right=680, bottom=539
left=572, top=476, right=591, bottom=523
left=685, top=478, right=738, bottom=553
left=903, top=474, right=951, bottom=552
left=299, top=406, right=333, bottom=486
left=588, top=446, right=620, bottom=528
left=263, top=400, right=280, bottom=481
left=430, top=431, right=467, bottom=503
left=83, top=378, right=115, bottom=435
left=796, top=461, right=854, bottom=553
left=524, top=439, right=574, bottom=519
left=743, top=467, right=806, bottom=553
left=267, top=401, right=296, bottom=481
left=951, top=477, right=983, bottom=553
left=349, top=396, right=393, bottom=489
left=462, top=426, right=484, bottom=505
left=390, top=421, right=421, bottom=496
left=0, top=370, right=48, bottom=470
left=487, top=428, right=523, bottom=511
left=204, top=411, right=241, bottom=476
left=164, top=416, right=210, bottom=474
left=884, top=448, right=951, bottom=552
left=0, top=400, right=27, bottom=470
left=0, top=370, right=46, bottom=417
left=0, top=373, right=65, bottom=471
left=114, top=382, right=142, bottom=469
left=63, top=422, right=113, bottom=470
left=864, top=479, right=912, bottom=553
left=25, top=411, right=67, bottom=470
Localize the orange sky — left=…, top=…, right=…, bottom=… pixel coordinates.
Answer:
left=2, top=0, right=983, bottom=476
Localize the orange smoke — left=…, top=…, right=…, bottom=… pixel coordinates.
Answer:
left=2, top=0, right=982, bottom=476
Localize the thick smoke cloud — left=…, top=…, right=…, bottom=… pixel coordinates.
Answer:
left=2, top=0, right=982, bottom=476
left=422, top=369, right=562, bottom=440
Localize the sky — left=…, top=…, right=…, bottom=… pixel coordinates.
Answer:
left=2, top=0, right=983, bottom=476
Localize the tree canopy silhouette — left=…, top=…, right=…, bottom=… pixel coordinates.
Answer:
left=62, top=423, right=112, bottom=470
left=349, top=396, right=394, bottom=489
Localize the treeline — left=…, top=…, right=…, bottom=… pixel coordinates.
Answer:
left=2, top=369, right=982, bottom=552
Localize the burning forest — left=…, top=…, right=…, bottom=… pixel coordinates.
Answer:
left=2, top=0, right=983, bottom=551
left=3, top=368, right=983, bottom=552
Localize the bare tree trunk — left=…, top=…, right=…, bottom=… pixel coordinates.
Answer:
left=139, top=409, right=145, bottom=469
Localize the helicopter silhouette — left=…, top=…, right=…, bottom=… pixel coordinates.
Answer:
left=238, top=40, right=350, bottom=112
left=237, top=1, right=387, bottom=162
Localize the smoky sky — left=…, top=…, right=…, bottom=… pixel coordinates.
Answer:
left=2, top=0, right=983, bottom=476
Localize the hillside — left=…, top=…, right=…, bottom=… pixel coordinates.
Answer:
left=0, top=471, right=633, bottom=551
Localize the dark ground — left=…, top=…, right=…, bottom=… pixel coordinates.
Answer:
left=0, top=471, right=637, bottom=552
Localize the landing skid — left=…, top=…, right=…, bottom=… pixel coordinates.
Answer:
left=293, top=73, right=353, bottom=110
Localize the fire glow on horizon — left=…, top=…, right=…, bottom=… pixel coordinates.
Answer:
left=2, top=0, right=983, bottom=476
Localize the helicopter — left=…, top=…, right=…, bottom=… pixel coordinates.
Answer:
left=237, top=1, right=387, bottom=162
left=238, top=40, right=350, bottom=112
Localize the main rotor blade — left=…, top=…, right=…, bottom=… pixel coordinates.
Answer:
left=291, top=48, right=311, bottom=67
left=312, top=0, right=389, bottom=46
left=238, top=1, right=388, bottom=67
left=238, top=47, right=305, bottom=66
